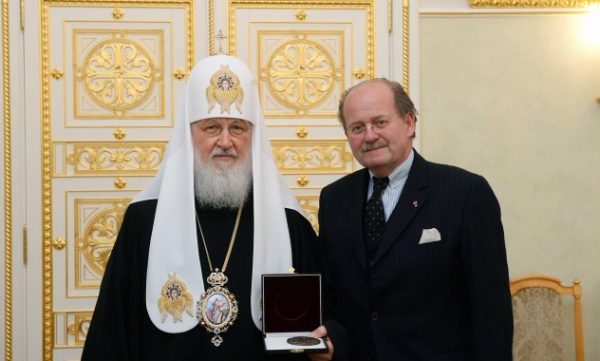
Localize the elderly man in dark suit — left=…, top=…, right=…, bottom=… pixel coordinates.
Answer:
left=315, top=78, right=513, bottom=361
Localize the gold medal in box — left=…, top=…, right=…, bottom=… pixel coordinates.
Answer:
left=261, top=274, right=328, bottom=354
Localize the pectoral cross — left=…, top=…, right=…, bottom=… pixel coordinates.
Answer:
left=215, top=30, right=228, bottom=55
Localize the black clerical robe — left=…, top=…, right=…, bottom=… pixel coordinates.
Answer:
left=82, top=197, right=321, bottom=361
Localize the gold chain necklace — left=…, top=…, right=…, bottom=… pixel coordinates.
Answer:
left=195, top=203, right=243, bottom=347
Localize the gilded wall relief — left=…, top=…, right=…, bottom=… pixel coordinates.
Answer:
left=271, top=139, right=354, bottom=174
left=258, top=30, right=344, bottom=118
left=73, top=29, right=165, bottom=119
left=54, top=311, right=93, bottom=348
left=64, top=142, right=165, bottom=176
left=74, top=198, right=131, bottom=289
left=470, top=0, right=595, bottom=7
left=296, top=195, right=320, bottom=233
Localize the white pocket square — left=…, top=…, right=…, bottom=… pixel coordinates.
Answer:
left=418, top=228, right=442, bottom=244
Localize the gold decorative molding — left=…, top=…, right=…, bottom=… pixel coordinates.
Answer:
left=267, top=37, right=340, bottom=108
left=68, top=312, right=92, bottom=346
left=271, top=139, right=354, bottom=174
left=470, top=0, right=596, bottom=7
left=388, top=0, right=392, bottom=33
left=295, top=127, right=308, bottom=138
left=353, top=68, right=366, bottom=80
left=54, top=311, right=93, bottom=348
left=209, top=0, right=215, bottom=55
left=75, top=199, right=130, bottom=285
left=258, top=29, right=345, bottom=118
left=3, top=0, right=12, bottom=358
left=74, top=31, right=164, bottom=117
left=173, top=67, right=187, bottom=80
left=296, top=195, right=319, bottom=233
left=50, top=67, right=64, bottom=80
left=366, top=0, right=374, bottom=79
left=41, top=1, right=53, bottom=357
left=52, top=237, right=66, bottom=250
left=296, top=175, right=309, bottom=186
left=113, top=127, right=126, bottom=140
left=112, top=7, right=124, bottom=20
left=80, top=204, right=125, bottom=274
left=114, top=177, right=127, bottom=189
left=295, top=8, right=307, bottom=20
left=228, top=1, right=374, bottom=78
left=402, top=0, right=409, bottom=93
left=64, top=142, right=166, bottom=176
left=20, top=0, right=24, bottom=30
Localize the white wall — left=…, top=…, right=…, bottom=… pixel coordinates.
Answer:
left=420, top=10, right=600, bottom=359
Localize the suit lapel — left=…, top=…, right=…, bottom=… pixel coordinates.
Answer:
left=345, top=169, right=370, bottom=271
left=371, top=152, right=429, bottom=265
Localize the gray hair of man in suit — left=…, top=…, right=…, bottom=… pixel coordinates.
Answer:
left=338, top=78, right=418, bottom=139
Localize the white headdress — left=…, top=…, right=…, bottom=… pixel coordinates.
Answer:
left=134, top=55, right=299, bottom=333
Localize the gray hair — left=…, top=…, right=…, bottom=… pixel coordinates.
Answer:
left=338, top=78, right=418, bottom=137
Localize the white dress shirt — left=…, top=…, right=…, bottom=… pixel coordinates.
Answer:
left=367, top=149, right=414, bottom=221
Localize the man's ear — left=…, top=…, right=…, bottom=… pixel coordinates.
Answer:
left=404, top=112, right=416, bottom=138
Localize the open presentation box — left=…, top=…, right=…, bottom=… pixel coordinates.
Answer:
left=262, top=273, right=328, bottom=354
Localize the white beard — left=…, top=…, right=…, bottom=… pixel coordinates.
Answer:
left=193, top=147, right=252, bottom=209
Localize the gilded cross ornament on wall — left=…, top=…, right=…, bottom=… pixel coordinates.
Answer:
left=77, top=36, right=158, bottom=113
left=267, top=35, right=340, bottom=110
left=215, top=29, right=228, bottom=55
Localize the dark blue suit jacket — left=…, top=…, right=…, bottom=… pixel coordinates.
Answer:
left=317, top=151, right=513, bottom=361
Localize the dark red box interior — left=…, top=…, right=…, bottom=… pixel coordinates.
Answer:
left=262, top=274, right=321, bottom=333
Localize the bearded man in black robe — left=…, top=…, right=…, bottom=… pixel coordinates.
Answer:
left=82, top=55, right=344, bottom=361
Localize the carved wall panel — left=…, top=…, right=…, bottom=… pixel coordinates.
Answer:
left=26, top=1, right=392, bottom=360
left=222, top=0, right=374, bottom=127
left=216, top=0, right=376, bottom=196
left=72, top=29, right=165, bottom=120
left=295, top=195, right=320, bottom=233
left=470, top=0, right=595, bottom=7
left=73, top=198, right=131, bottom=289
left=41, top=1, right=193, bottom=360
left=271, top=139, right=354, bottom=174
left=258, top=30, right=344, bottom=119
left=53, top=141, right=167, bottom=176
left=54, top=311, right=93, bottom=348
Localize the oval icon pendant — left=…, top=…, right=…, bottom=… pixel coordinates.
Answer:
left=197, top=271, right=239, bottom=347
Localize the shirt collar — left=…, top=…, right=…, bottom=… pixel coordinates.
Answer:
left=369, top=149, right=414, bottom=190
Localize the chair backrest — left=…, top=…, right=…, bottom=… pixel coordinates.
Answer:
left=510, top=275, right=584, bottom=361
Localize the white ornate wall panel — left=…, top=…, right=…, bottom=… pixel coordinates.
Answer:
left=52, top=141, right=167, bottom=177
left=211, top=0, right=388, bottom=207
left=11, top=1, right=402, bottom=360
left=39, top=1, right=194, bottom=360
